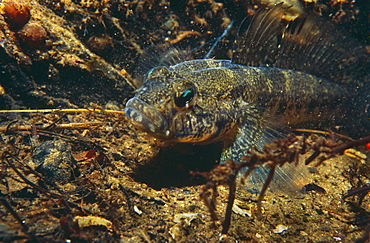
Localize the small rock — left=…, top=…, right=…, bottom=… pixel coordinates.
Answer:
left=32, top=140, right=78, bottom=184
left=169, top=213, right=199, bottom=240
left=173, top=213, right=198, bottom=226
left=272, top=224, right=290, bottom=234
left=133, top=205, right=143, bottom=215
left=232, top=203, right=251, bottom=217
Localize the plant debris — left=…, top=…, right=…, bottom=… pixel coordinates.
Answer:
left=195, top=134, right=370, bottom=236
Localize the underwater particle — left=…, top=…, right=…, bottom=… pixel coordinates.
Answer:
left=0, top=85, right=5, bottom=95
left=366, top=143, right=370, bottom=150
left=3, top=1, right=31, bottom=29
left=32, top=140, right=78, bottom=184
left=17, top=23, right=47, bottom=49
left=120, top=69, right=128, bottom=77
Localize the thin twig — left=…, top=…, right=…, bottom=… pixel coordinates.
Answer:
left=0, top=122, right=102, bottom=132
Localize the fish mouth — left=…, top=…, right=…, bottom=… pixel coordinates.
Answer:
left=124, top=97, right=171, bottom=139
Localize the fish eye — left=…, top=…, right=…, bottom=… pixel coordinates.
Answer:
left=172, top=79, right=197, bottom=110
left=175, top=87, right=195, bottom=108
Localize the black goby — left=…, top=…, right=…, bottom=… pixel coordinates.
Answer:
left=125, top=4, right=369, bottom=191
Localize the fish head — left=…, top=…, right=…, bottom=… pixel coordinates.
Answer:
left=124, top=66, right=237, bottom=144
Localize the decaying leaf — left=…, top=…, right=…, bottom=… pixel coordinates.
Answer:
left=74, top=215, right=113, bottom=232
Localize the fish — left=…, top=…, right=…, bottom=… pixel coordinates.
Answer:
left=124, top=4, right=370, bottom=192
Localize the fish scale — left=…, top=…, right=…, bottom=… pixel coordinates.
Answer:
left=125, top=4, right=369, bottom=192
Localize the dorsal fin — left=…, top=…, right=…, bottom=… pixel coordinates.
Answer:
left=133, top=44, right=189, bottom=88
left=232, top=4, right=370, bottom=84
left=232, top=4, right=288, bottom=67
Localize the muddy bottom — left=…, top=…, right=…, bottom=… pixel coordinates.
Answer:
left=0, top=111, right=369, bottom=242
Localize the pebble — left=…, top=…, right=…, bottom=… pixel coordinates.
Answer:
left=32, top=140, right=78, bottom=184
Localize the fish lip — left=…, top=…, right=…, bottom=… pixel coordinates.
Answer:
left=124, top=97, right=171, bottom=139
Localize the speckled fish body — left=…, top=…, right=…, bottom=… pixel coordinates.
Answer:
left=126, top=59, right=346, bottom=150
left=125, top=5, right=369, bottom=191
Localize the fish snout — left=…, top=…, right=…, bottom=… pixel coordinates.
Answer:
left=124, top=97, right=171, bottom=139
